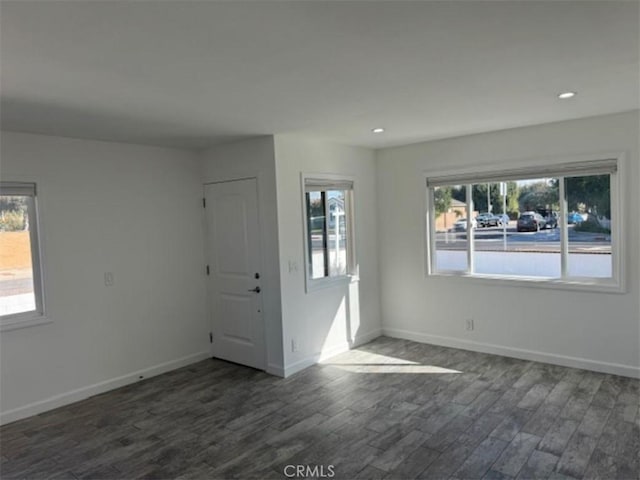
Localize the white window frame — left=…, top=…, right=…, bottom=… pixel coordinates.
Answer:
left=0, top=181, right=49, bottom=331
left=425, top=153, right=626, bottom=294
left=301, top=173, right=357, bottom=293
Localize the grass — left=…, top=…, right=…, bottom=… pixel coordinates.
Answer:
left=574, top=219, right=611, bottom=234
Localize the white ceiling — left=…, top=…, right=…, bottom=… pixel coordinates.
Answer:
left=1, top=1, right=638, bottom=150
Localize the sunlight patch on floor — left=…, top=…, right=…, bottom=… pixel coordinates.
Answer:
left=322, top=351, right=461, bottom=373
left=329, top=364, right=462, bottom=373
left=325, top=351, right=418, bottom=365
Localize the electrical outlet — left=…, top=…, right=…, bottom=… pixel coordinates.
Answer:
left=465, top=319, right=474, bottom=331
left=291, top=338, right=298, bottom=352
left=104, top=272, right=114, bottom=286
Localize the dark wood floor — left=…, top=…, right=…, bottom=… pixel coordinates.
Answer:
left=1, top=337, right=638, bottom=480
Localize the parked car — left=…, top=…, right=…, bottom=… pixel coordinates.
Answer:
left=535, top=208, right=558, bottom=229
left=475, top=213, right=500, bottom=228
left=495, top=213, right=510, bottom=226
left=567, top=212, right=585, bottom=224
left=517, top=212, right=546, bottom=232
left=452, top=218, right=477, bottom=231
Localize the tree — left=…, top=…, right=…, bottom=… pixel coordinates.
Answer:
left=565, top=175, right=610, bottom=218
left=505, top=182, right=520, bottom=216
left=472, top=182, right=519, bottom=214
left=0, top=196, right=28, bottom=231
left=471, top=184, right=488, bottom=212
left=518, top=180, right=559, bottom=212
left=433, top=187, right=452, bottom=216
left=451, top=186, right=465, bottom=203
left=447, top=183, right=519, bottom=217
left=0, top=196, right=27, bottom=214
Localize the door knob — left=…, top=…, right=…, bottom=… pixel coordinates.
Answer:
left=248, top=286, right=261, bottom=293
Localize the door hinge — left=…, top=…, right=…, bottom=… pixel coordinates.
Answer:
left=209, top=332, right=213, bottom=343
left=206, top=265, right=210, bottom=275
left=202, top=197, right=206, bottom=208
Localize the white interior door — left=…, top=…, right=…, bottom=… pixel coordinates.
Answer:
left=204, top=178, right=265, bottom=370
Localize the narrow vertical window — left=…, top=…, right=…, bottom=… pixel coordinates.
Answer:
left=0, top=182, right=45, bottom=327
left=303, top=177, right=354, bottom=290
left=306, top=190, right=328, bottom=279
left=432, top=185, right=469, bottom=272
left=564, top=174, right=612, bottom=278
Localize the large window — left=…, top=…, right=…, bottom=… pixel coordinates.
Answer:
left=427, top=159, right=621, bottom=290
left=0, top=182, right=46, bottom=329
left=303, top=176, right=354, bottom=290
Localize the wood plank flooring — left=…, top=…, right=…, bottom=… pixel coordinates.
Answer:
left=1, top=337, right=638, bottom=479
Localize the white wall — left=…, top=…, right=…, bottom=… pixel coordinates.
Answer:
left=200, top=136, right=284, bottom=374
left=0, top=132, right=208, bottom=424
left=376, top=111, right=640, bottom=377
left=274, top=135, right=381, bottom=375
left=3, top=113, right=635, bottom=425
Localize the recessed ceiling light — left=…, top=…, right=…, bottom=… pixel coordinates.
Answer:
left=372, top=127, right=385, bottom=133
left=558, top=91, right=576, bottom=99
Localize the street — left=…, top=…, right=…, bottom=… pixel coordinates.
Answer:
left=434, top=224, right=612, bottom=277
left=436, top=223, right=611, bottom=254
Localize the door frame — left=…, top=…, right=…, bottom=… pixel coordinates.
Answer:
left=203, top=176, right=268, bottom=370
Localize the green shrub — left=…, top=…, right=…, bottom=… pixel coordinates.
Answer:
left=574, top=218, right=610, bottom=234
left=0, top=210, right=26, bottom=232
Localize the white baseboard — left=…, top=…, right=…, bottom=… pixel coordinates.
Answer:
left=349, top=328, right=383, bottom=348
left=266, top=363, right=285, bottom=377
left=0, top=351, right=210, bottom=426
left=283, top=328, right=382, bottom=377
left=382, top=327, right=640, bottom=379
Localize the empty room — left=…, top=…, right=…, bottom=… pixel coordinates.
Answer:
left=0, top=1, right=638, bottom=479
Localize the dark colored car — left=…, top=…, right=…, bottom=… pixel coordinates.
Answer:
left=476, top=213, right=500, bottom=228
left=547, top=212, right=558, bottom=229
left=517, top=212, right=546, bottom=232
left=535, top=208, right=558, bottom=229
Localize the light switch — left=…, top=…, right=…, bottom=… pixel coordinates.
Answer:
left=288, top=260, right=298, bottom=273
left=104, top=272, right=114, bottom=286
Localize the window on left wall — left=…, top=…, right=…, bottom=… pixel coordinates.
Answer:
left=0, top=182, right=46, bottom=329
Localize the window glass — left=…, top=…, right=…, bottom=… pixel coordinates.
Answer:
left=0, top=192, right=38, bottom=316
left=306, top=191, right=327, bottom=279
left=304, top=178, right=354, bottom=287
left=428, top=162, right=617, bottom=286
left=565, top=174, right=612, bottom=278
left=326, top=190, right=348, bottom=277
left=433, top=185, right=468, bottom=272
left=473, top=179, right=560, bottom=277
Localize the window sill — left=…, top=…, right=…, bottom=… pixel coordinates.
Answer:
left=427, top=271, right=625, bottom=294
left=306, top=274, right=358, bottom=293
left=0, top=313, right=52, bottom=332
